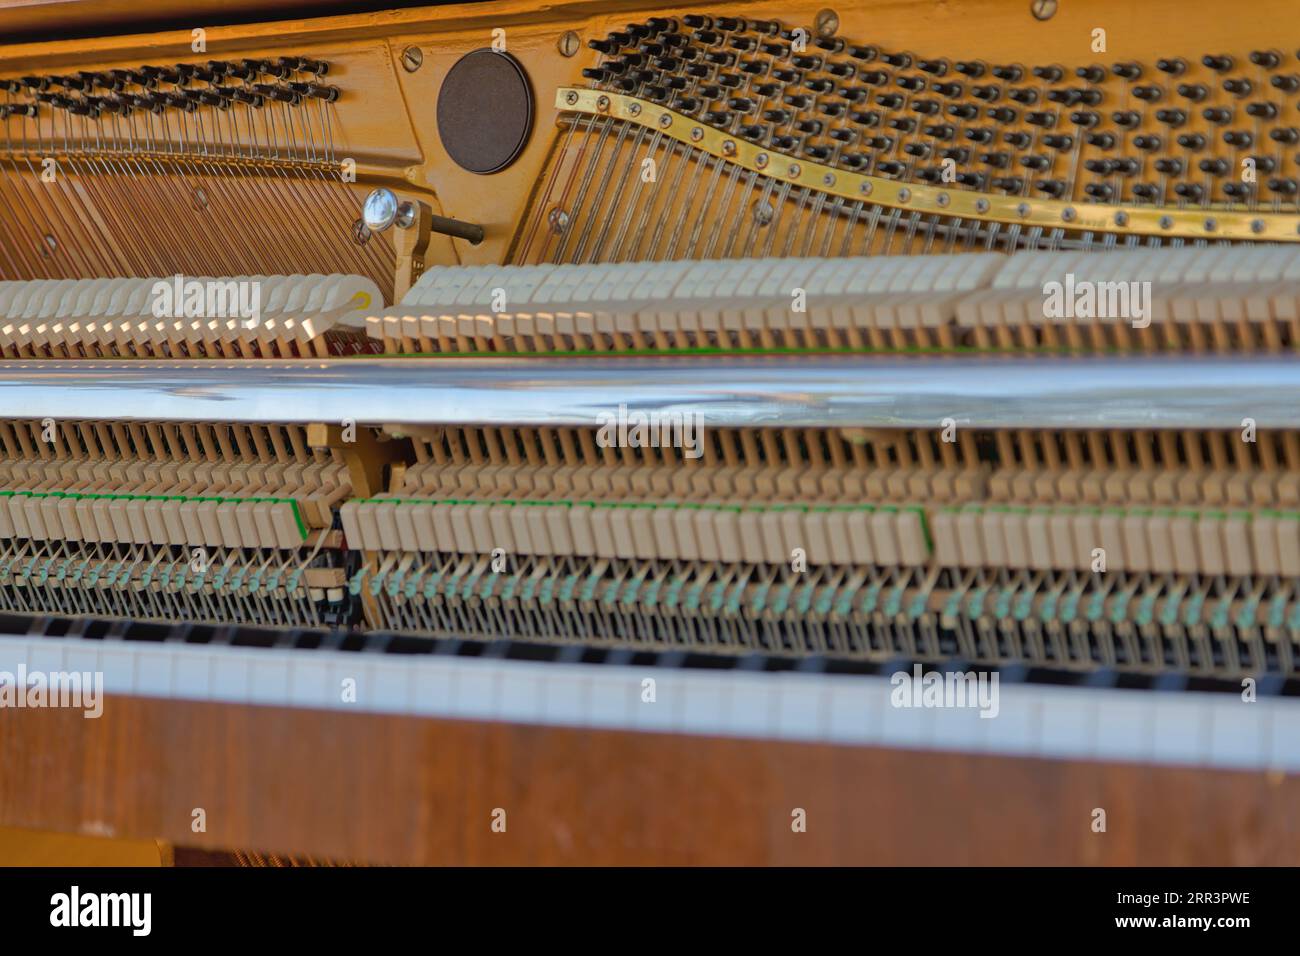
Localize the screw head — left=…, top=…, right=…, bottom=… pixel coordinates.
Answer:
left=395, top=201, right=419, bottom=230
left=597, top=95, right=610, bottom=112
left=548, top=207, right=570, bottom=235
left=691, top=127, right=705, bottom=142
left=755, top=152, right=769, bottom=168
left=351, top=218, right=372, bottom=245
left=558, top=30, right=581, bottom=57
left=401, top=46, right=423, bottom=73
left=814, top=8, right=840, bottom=37
left=722, top=139, right=737, bottom=156
left=565, top=90, right=579, bottom=105
left=1030, top=0, right=1057, bottom=20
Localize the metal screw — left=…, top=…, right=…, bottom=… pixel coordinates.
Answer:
left=628, top=102, right=641, bottom=116
left=975, top=197, right=989, bottom=212
left=1030, top=0, right=1057, bottom=21
left=814, top=8, right=840, bottom=37
left=401, top=46, right=423, bottom=73
left=691, top=127, right=704, bottom=142
left=752, top=200, right=774, bottom=226
left=1114, top=210, right=1129, bottom=226
left=755, top=152, right=769, bottom=168
left=558, top=31, right=580, bottom=57
left=722, top=139, right=736, bottom=156
left=658, top=112, right=671, bottom=127
left=565, top=90, right=578, bottom=105
left=351, top=218, right=372, bottom=245
left=1062, top=206, right=1076, bottom=222
left=597, top=95, right=610, bottom=112
left=548, top=207, right=570, bottom=235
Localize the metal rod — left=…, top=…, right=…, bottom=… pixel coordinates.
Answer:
left=0, top=356, right=1294, bottom=430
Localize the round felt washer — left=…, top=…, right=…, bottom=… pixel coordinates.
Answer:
left=436, top=49, right=534, bottom=174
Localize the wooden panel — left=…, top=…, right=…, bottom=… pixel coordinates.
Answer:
left=0, top=693, right=1295, bottom=864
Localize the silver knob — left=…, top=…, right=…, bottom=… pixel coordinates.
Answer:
left=362, top=188, right=418, bottom=232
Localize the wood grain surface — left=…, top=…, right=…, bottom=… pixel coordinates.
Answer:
left=1, top=693, right=1295, bottom=865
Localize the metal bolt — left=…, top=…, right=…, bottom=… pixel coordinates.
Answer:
left=558, top=31, right=581, bottom=57
left=1030, top=0, right=1057, bottom=21
left=401, top=46, right=423, bottom=73
left=814, top=8, right=840, bottom=38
